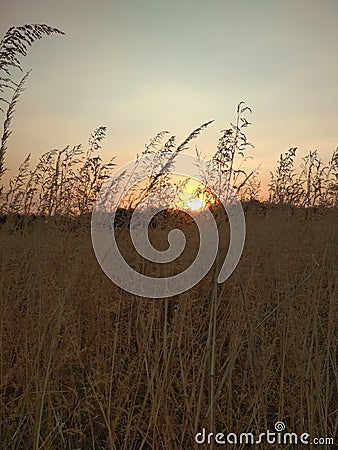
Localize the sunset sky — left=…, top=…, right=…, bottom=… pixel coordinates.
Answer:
left=1, top=0, right=337, bottom=198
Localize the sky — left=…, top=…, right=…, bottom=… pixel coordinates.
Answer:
left=0, top=0, right=337, bottom=198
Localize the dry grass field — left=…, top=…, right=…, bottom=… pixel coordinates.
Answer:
left=0, top=206, right=337, bottom=449
left=0, top=24, right=337, bottom=448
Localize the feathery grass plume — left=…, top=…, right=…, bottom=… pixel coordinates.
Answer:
left=238, top=165, right=262, bottom=201
left=144, top=121, right=214, bottom=198
left=112, top=131, right=166, bottom=209
left=2, top=126, right=115, bottom=216
left=76, top=126, right=116, bottom=215
left=268, top=147, right=299, bottom=205
left=39, top=131, right=114, bottom=216
left=176, top=120, right=214, bottom=154
left=327, top=147, right=338, bottom=206
left=119, top=122, right=214, bottom=212
left=0, top=24, right=64, bottom=179
left=299, top=150, right=327, bottom=207
left=143, top=130, right=170, bottom=155
left=193, top=103, right=255, bottom=209
left=269, top=147, right=338, bottom=208
left=3, top=153, right=31, bottom=213
left=163, top=135, right=176, bottom=152
left=212, top=102, right=254, bottom=188
left=0, top=24, right=64, bottom=75
left=0, top=70, right=30, bottom=178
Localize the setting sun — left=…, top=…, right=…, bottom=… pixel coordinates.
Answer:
left=185, top=197, right=205, bottom=211
left=177, top=188, right=206, bottom=212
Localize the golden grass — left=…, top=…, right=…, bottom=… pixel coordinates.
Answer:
left=0, top=207, right=337, bottom=449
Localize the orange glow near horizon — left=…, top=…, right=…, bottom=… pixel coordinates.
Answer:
left=184, top=197, right=205, bottom=212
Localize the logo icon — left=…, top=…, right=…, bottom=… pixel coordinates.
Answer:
left=274, top=422, right=286, bottom=432
left=91, top=153, right=245, bottom=298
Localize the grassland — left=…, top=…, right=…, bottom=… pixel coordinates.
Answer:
left=0, top=21, right=337, bottom=450
left=0, top=205, right=337, bottom=449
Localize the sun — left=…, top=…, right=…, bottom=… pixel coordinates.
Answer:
left=185, top=197, right=205, bottom=211
left=176, top=185, right=207, bottom=212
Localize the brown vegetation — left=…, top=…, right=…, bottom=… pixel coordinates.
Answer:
left=0, top=207, right=337, bottom=449
left=0, top=24, right=337, bottom=449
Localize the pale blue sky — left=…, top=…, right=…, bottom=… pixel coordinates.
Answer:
left=1, top=0, right=337, bottom=196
